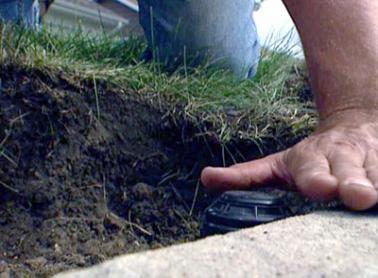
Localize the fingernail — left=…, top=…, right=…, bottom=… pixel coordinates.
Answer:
left=342, top=182, right=374, bottom=189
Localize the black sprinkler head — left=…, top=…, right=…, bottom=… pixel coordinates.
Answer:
left=200, top=191, right=291, bottom=237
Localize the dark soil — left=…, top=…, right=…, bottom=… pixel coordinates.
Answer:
left=0, top=65, right=326, bottom=277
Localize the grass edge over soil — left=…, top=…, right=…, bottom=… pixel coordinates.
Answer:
left=0, top=23, right=317, bottom=151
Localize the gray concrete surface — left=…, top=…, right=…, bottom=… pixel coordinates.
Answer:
left=55, top=210, right=378, bottom=278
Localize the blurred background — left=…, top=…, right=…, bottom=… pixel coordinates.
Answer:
left=42, top=0, right=142, bottom=36
left=0, top=0, right=302, bottom=54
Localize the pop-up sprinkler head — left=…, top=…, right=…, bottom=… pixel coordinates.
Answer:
left=200, top=191, right=291, bottom=237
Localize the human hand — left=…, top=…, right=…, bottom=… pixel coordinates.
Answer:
left=201, top=113, right=378, bottom=211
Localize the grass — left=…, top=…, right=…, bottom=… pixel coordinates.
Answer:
left=0, top=23, right=317, bottom=148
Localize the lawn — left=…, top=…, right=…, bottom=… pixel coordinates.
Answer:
left=1, top=23, right=316, bottom=147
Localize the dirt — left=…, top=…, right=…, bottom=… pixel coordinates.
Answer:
left=0, top=65, right=329, bottom=277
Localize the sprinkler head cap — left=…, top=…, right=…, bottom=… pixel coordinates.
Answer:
left=201, top=191, right=290, bottom=237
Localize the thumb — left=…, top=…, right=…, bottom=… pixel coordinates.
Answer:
left=200, top=151, right=287, bottom=191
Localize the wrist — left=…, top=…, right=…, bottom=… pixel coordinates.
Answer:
left=316, top=108, right=378, bottom=133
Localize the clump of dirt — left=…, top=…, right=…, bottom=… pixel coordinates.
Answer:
left=0, top=65, right=216, bottom=276
left=0, top=65, right=328, bottom=277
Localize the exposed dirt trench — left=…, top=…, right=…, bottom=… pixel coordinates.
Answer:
left=0, top=65, right=321, bottom=276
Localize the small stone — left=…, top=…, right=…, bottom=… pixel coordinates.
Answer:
left=54, top=243, right=62, bottom=254
left=131, top=183, right=154, bottom=200
left=0, top=271, right=10, bottom=278
left=25, top=257, right=48, bottom=269
left=0, top=261, right=10, bottom=277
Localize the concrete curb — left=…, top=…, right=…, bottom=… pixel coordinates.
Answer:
left=55, top=210, right=378, bottom=278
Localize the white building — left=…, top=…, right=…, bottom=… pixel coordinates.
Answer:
left=42, top=0, right=141, bottom=35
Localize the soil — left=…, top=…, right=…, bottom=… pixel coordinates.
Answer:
left=0, top=65, right=328, bottom=277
